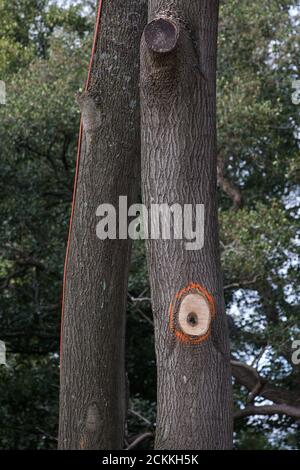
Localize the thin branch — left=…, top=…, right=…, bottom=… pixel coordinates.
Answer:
left=0, top=268, right=27, bottom=289
left=126, top=433, right=153, bottom=450
left=224, top=275, right=259, bottom=290
left=36, top=427, right=58, bottom=442
left=135, top=308, right=154, bottom=326
left=128, top=409, right=152, bottom=427
left=231, top=359, right=300, bottom=408
left=217, top=152, right=243, bottom=210
left=246, top=381, right=265, bottom=405
left=128, top=294, right=154, bottom=326
left=128, top=294, right=151, bottom=303
left=234, top=404, right=300, bottom=420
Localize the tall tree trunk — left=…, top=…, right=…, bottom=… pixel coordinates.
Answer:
left=140, top=0, right=233, bottom=449
left=59, top=0, right=146, bottom=450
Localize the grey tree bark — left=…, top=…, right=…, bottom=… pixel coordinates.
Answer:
left=59, top=0, right=146, bottom=450
left=140, top=0, right=233, bottom=449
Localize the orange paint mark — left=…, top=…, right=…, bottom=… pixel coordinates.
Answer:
left=169, top=282, right=215, bottom=344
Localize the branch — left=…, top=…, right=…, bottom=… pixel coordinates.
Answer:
left=231, top=359, right=262, bottom=395
left=128, top=294, right=151, bottom=304
left=234, top=404, right=300, bottom=420
left=217, top=152, right=243, bottom=209
left=126, top=433, right=153, bottom=451
left=2, top=331, right=58, bottom=340
left=36, top=427, right=58, bottom=442
left=232, top=359, right=300, bottom=413
left=128, top=409, right=152, bottom=427
left=144, top=17, right=179, bottom=54
left=128, top=294, right=154, bottom=326
left=224, top=275, right=259, bottom=291
left=0, top=268, right=27, bottom=289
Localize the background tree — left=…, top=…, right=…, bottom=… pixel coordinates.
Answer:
left=217, top=0, right=300, bottom=448
left=0, top=0, right=299, bottom=450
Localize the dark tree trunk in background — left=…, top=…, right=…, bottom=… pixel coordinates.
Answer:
left=141, top=0, right=233, bottom=449
left=59, top=1, right=146, bottom=450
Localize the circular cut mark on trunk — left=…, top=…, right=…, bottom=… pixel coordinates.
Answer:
left=178, top=294, right=211, bottom=337
left=144, top=18, right=179, bottom=53
left=169, top=283, right=215, bottom=345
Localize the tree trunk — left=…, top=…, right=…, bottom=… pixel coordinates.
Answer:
left=140, top=0, right=233, bottom=449
left=59, top=0, right=146, bottom=450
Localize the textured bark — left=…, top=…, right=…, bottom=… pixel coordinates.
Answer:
left=141, top=0, right=233, bottom=449
left=59, top=1, right=146, bottom=450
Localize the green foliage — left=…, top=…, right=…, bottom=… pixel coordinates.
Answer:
left=0, top=0, right=91, bottom=449
left=218, top=0, right=299, bottom=204
left=0, top=0, right=89, bottom=76
left=0, top=356, right=59, bottom=449
left=218, top=0, right=300, bottom=449
left=0, top=0, right=299, bottom=450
